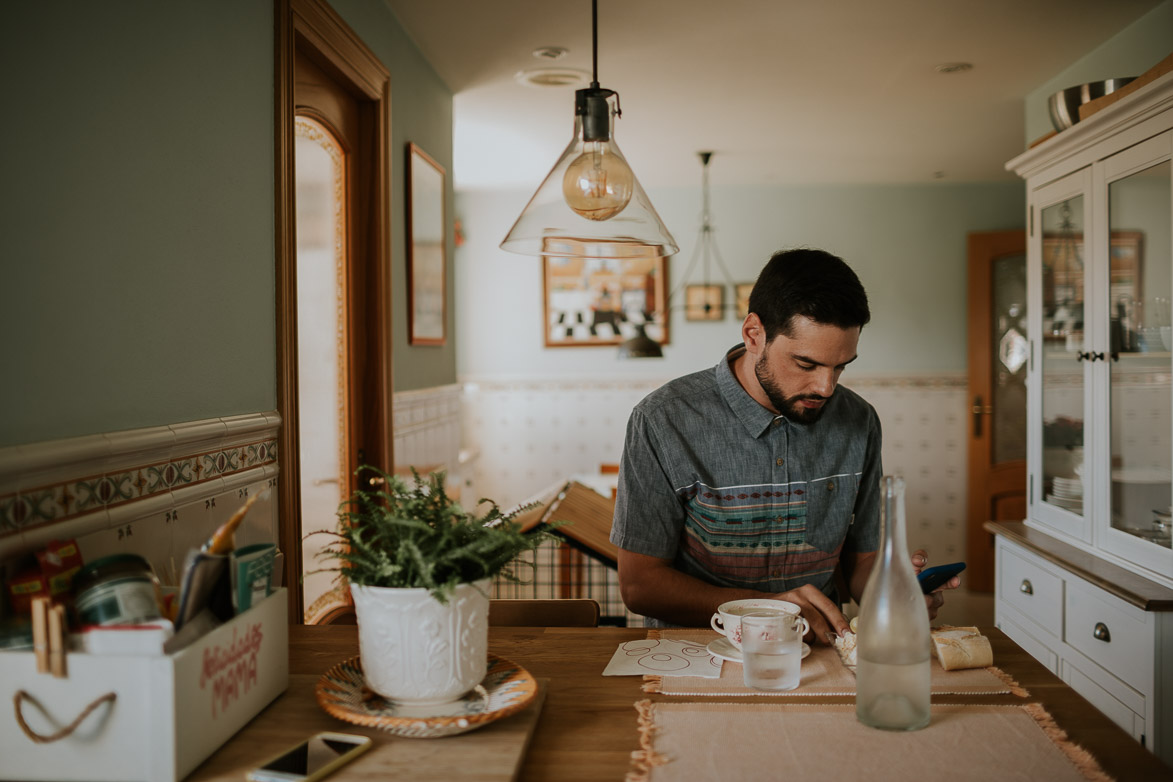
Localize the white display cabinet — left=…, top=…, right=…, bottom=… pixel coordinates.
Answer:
left=997, top=71, right=1173, bottom=763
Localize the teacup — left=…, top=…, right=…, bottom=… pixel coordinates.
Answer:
left=710, top=599, right=808, bottom=650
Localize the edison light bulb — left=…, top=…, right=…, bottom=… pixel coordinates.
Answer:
left=561, top=142, right=634, bottom=221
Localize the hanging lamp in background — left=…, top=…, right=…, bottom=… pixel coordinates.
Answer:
left=500, top=0, right=678, bottom=259
left=618, top=151, right=738, bottom=359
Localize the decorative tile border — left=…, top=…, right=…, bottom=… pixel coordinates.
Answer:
left=0, top=414, right=279, bottom=538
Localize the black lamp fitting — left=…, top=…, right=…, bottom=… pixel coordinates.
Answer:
left=576, top=86, right=617, bottom=143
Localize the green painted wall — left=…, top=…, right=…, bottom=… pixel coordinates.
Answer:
left=1024, top=1, right=1173, bottom=144
left=0, top=1, right=456, bottom=448
left=328, top=0, right=457, bottom=395
left=456, top=182, right=1026, bottom=380
left=0, top=1, right=275, bottom=447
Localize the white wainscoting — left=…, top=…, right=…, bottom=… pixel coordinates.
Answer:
left=392, top=383, right=464, bottom=485
left=0, top=414, right=280, bottom=593
left=460, top=374, right=970, bottom=562
left=290, top=376, right=972, bottom=626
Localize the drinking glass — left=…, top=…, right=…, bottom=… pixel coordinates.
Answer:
left=740, top=610, right=808, bottom=691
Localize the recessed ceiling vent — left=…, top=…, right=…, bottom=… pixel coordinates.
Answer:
left=514, top=67, right=591, bottom=88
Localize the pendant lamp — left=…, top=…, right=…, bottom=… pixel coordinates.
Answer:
left=500, top=0, right=678, bottom=259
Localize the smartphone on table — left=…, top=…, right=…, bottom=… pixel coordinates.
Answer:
left=917, top=561, right=966, bottom=594
left=247, top=731, right=372, bottom=782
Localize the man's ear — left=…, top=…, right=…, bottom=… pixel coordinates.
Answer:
left=742, top=312, right=766, bottom=354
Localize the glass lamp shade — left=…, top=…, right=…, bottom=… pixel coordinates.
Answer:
left=501, top=112, right=678, bottom=259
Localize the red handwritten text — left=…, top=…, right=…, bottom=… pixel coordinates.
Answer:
left=200, top=622, right=264, bottom=718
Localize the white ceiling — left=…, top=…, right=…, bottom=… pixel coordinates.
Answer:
left=384, top=0, right=1161, bottom=191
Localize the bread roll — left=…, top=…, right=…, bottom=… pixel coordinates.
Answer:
left=931, top=626, right=993, bottom=670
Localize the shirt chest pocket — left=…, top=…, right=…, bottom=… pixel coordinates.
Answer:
left=802, top=473, right=860, bottom=544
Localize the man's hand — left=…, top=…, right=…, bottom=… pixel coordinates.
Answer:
left=911, top=550, right=960, bottom=620
left=770, top=583, right=849, bottom=645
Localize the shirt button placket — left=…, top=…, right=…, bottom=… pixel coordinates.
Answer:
left=771, top=423, right=789, bottom=589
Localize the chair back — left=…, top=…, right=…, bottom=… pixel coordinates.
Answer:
left=489, top=598, right=600, bottom=627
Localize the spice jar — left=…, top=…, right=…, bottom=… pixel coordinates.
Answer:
left=73, top=554, right=164, bottom=626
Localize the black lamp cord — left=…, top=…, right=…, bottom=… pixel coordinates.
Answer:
left=665, top=153, right=738, bottom=313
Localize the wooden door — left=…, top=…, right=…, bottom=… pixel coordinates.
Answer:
left=276, top=0, right=392, bottom=622
left=966, top=230, right=1027, bottom=592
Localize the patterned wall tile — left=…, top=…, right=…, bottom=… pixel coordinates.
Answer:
left=462, top=375, right=970, bottom=562
left=0, top=415, right=280, bottom=573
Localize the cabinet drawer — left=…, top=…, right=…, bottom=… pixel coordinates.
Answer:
left=996, top=605, right=1059, bottom=674
left=998, top=544, right=1063, bottom=637
left=1061, top=657, right=1144, bottom=742
left=1063, top=577, right=1153, bottom=694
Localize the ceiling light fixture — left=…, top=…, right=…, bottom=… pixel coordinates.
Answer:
left=617, top=151, right=736, bottom=359
left=500, top=0, right=678, bottom=259
left=531, top=46, right=568, bottom=60
left=514, top=67, right=590, bottom=89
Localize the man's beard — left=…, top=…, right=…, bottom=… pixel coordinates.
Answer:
left=754, top=354, right=830, bottom=424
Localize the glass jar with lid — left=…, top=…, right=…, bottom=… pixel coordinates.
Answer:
left=73, top=554, right=164, bottom=626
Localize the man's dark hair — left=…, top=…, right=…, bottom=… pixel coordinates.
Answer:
left=747, top=248, right=870, bottom=340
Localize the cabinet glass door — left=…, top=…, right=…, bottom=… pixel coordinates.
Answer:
left=1107, top=158, right=1171, bottom=551
left=1039, top=195, right=1086, bottom=520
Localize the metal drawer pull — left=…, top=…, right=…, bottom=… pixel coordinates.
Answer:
left=1019, top=579, right=1033, bottom=595
left=1093, top=622, right=1111, bottom=642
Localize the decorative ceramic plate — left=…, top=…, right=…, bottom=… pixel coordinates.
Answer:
left=705, top=637, right=811, bottom=664
left=315, top=653, right=539, bottom=738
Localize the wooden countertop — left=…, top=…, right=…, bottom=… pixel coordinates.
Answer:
left=985, top=521, right=1173, bottom=611
left=187, top=624, right=1170, bottom=781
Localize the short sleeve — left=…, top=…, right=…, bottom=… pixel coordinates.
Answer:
left=844, top=405, right=883, bottom=554
left=609, top=407, right=687, bottom=559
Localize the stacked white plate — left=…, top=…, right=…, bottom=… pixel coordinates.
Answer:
left=1047, top=476, right=1083, bottom=512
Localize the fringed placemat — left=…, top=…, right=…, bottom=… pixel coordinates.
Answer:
left=644, top=629, right=1026, bottom=697
left=626, top=701, right=1111, bottom=782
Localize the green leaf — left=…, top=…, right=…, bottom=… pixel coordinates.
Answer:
left=311, top=466, right=562, bottom=603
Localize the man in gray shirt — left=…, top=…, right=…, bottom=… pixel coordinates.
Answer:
left=609, top=249, right=956, bottom=641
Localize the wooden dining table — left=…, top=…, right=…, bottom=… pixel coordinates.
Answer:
left=188, top=624, right=1170, bottom=781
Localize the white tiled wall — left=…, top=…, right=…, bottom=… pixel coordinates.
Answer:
left=854, top=377, right=968, bottom=561
left=306, top=376, right=972, bottom=625
left=459, top=374, right=969, bottom=562
left=0, top=414, right=281, bottom=604
left=393, top=383, right=464, bottom=486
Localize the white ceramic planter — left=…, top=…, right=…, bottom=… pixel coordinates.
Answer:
left=349, top=579, right=489, bottom=705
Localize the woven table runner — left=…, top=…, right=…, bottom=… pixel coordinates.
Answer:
left=644, top=629, right=1025, bottom=697
left=627, top=702, right=1111, bottom=782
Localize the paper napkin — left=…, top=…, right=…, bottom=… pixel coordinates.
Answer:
left=602, top=637, right=722, bottom=678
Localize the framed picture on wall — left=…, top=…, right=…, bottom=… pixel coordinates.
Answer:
left=684, top=284, right=724, bottom=321
left=735, top=282, right=754, bottom=320
left=541, top=238, right=670, bottom=348
left=407, top=143, right=446, bottom=346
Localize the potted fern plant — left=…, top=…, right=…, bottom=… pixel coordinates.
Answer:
left=313, top=467, right=555, bottom=705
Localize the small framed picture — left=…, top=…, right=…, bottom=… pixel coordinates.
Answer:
left=684, top=285, right=724, bottom=321
left=407, top=143, right=447, bottom=346
left=541, top=239, right=670, bottom=348
left=735, top=283, right=754, bottom=320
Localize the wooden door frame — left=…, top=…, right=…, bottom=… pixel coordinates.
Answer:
left=275, top=0, right=393, bottom=622
left=966, top=229, right=1027, bottom=592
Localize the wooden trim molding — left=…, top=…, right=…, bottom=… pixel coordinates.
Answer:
left=985, top=521, right=1173, bottom=611
left=274, top=0, right=302, bottom=623
left=276, top=0, right=393, bottom=623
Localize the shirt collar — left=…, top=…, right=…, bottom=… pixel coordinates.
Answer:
left=716, top=344, right=781, bottom=439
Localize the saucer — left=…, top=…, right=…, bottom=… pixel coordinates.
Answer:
left=705, top=636, right=811, bottom=664
left=315, top=653, right=538, bottom=738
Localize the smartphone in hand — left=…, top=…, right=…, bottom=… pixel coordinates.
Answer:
left=917, top=561, right=966, bottom=594
left=247, top=732, right=372, bottom=782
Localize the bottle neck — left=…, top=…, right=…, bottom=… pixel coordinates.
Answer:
left=879, top=476, right=908, bottom=562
